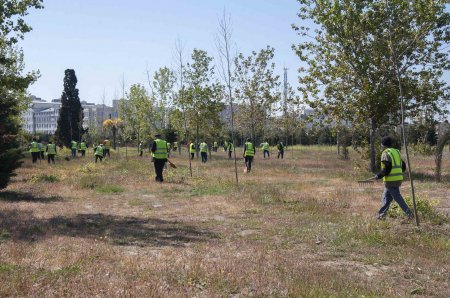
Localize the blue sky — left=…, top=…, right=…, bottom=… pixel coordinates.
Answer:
left=22, top=0, right=303, bottom=105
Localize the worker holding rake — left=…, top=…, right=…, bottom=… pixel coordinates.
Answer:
left=375, top=136, right=412, bottom=220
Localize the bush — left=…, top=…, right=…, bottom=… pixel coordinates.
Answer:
left=410, top=143, right=435, bottom=156
left=388, top=196, right=447, bottom=224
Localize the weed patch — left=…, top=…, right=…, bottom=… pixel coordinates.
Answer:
left=388, top=196, right=448, bottom=225
left=96, top=184, right=124, bottom=194
left=29, top=174, right=59, bottom=183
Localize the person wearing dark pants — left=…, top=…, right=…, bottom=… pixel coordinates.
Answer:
left=376, top=136, right=412, bottom=220
left=243, top=138, right=255, bottom=173
left=46, top=141, right=57, bottom=164
left=227, top=141, right=234, bottom=159
left=39, top=142, right=45, bottom=160
left=139, top=142, right=144, bottom=157
left=200, top=141, right=208, bottom=163
left=29, top=138, right=40, bottom=163
left=71, top=140, right=78, bottom=158
left=152, top=134, right=168, bottom=182
left=80, top=141, right=87, bottom=157
left=277, top=142, right=285, bottom=159
left=95, top=144, right=104, bottom=163
left=260, top=141, right=270, bottom=158
left=189, top=142, right=195, bottom=160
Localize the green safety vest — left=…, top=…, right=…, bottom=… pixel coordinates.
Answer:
left=382, top=148, right=403, bottom=182
left=153, top=139, right=168, bottom=159
left=30, top=142, right=39, bottom=153
left=71, top=141, right=77, bottom=149
left=244, top=142, right=255, bottom=157
left=95, top=146, right=104, bottom=157
left=80, top=142, right=87, bottom=150
left=278, top=143, right=285, bottom=151
left=228, top=143, right=234, bottom=151
left=104, top=140, right=111, bottom=149
left=189, top=143, right=196, bottom=153
left=200, top=142, right=207, bottom=152
left=38, top=143, right=45, bottom=152
left=261, top=142, right=269, bottom=150
left=46, top=144, right=56, bottom=155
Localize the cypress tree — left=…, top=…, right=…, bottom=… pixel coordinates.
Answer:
left=56, top=69, right=85, bottom=147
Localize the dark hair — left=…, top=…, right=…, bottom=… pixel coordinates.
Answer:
left=381, top=136, right=392, bottom=147
left=246, top=138, right=251, bottom=142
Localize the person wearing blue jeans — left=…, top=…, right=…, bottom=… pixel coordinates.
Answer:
left=375, top=136, right=412, bottom=219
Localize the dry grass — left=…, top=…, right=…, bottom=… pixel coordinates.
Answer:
left=0, top=146, right=449, bottom=297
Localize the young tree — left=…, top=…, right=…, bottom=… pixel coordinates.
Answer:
left=181, top=49, right=224, bottom=158
left=119, top=84, right=154, bottom=150
left=56, top=69, right=85, bottom=147
left=151, top=67, right=176, bottom=129
left=293, top=0, right=450, bottom=172
left=234, top=46, right=280, bottom=143
left=0, top=0, right=42, bottom=189
left=103, top=118, right=123, bottom=150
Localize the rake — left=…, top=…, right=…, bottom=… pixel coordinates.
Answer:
left=357, top=176, right=377, bottom=186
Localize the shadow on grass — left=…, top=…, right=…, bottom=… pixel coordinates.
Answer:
left=409, top=171, right=450, bottom=182
left=0, top=210, right=217, bottom=247
left=0, top=191, right=63, bottom=203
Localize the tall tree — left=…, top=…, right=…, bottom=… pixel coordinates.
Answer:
left=293, top=0, right=450, bottom=172
left=56, top=69, right=85, bottom=147
left=234, top=46, right=280, bottom=143
left=119, top=84, right=154, bottom=149
left=181, top=49, right=224, bottom=158
left=0, top=0, right=42, bottom=189
left=151, top=67, right=176, bottom=129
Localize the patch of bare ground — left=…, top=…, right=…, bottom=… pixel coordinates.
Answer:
left=0, top=146, right=449, bottom=297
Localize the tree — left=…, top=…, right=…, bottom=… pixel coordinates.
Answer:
left=56, top=69, right=85, bottom=147
left=234, top=46, right=280, bottom=143
left=180, top=49, right=224, bottom=158
left=119, top=84, right=154, bottom=150
left=151, top=67, right=176, bottom=129
left=103, top=118, right=123, bottom=149
left=0, top=0, right=42, bottom=189
left=293, top=0, right=450, bottom=172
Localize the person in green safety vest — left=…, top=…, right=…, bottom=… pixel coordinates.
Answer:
left=200, top=141, right=208, bottom=163
left=46, top=141, right=57, bottom=164
left=189, top=141, right=196, bottom=160
left=375, top=136, right=412, bottom=220
left=38, top=141, right=45, bottom=160
left=29, top=137, right=40, bottom=163
left=277, top=142, right=285, bottom=159
left=71, top=140, right=78, bottom=158
left=139, top=142, right=144, bottom=157
left=103, top=138, right=111, bottom=157
left=166, top=142, right=171, bottom=158
left=223, top=141, right=228, bottom=152
left=227, top=141, right=234, bottom=159
left=243, top=138, right=255, bottom=173
left=79, top=140, right=87, bottom=157
left=94, top=144, right=104, bottom=163
left=151, top=133, right=168, bottom=182
left=173, top=141, right=178, bottom=152
left=213, top=141, right=218, bottom=152
left=260, top=140, right=270, bottom=158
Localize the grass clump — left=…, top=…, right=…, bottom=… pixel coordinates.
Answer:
left=96, top=184, right=124, bottom=194
left=29, top=174, right=59, bottom=183
left=388, top=196, right=447, bottom=224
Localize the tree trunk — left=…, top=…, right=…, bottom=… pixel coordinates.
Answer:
left=369, top=118, right=376, bottom=173
left=112, top=126, right=117, bottom=150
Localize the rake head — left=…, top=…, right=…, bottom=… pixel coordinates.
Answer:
left=357, top=176, right=377, bottom=186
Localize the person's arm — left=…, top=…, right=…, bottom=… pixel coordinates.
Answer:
left=401, top=159, right=406, bottom=172
left=46, top=146, right=48, bottom=152
left=376, top=161, right=392, bottom=179
left=151, top=141, right=157, bottom=153
left=243, top=144, right=247, bottom=157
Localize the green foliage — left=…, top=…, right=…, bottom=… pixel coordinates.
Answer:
left=0, top=0, right=42, bottom=190
left=152, top=67, right=176, bottom=129
left=388, top=196, right=447, bottom=224
left=96, top=185, right=124, bottom=194
left=29, top=174, right=59, bottom=183
left=410, top=143, right=435, bottom=156
left=293, top=0, right=450, bottom=170
left=234, top=46, right=280, bottom=143
left=55, top=69, right=85, bottom=147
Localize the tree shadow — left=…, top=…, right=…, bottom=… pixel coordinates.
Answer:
left=409, top=171, right=450, bottom=182
left=0, top=210, right=217, bottom=247
left=0, top=191, right=64, bottom=203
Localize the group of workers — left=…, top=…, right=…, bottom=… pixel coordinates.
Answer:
left=27, top=133, right=413, bottom=221
left=29, top=137, right=113, bottom=164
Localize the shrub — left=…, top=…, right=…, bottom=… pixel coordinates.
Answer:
left=388, top=196, right=447, bottom=224
left=29, top=174, right=59, bottom=183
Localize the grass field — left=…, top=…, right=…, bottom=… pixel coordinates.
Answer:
left=0, top=146, right=449, bottom=297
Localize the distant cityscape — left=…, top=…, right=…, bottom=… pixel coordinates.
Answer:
left=22, top=95, right=120, bottom=135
